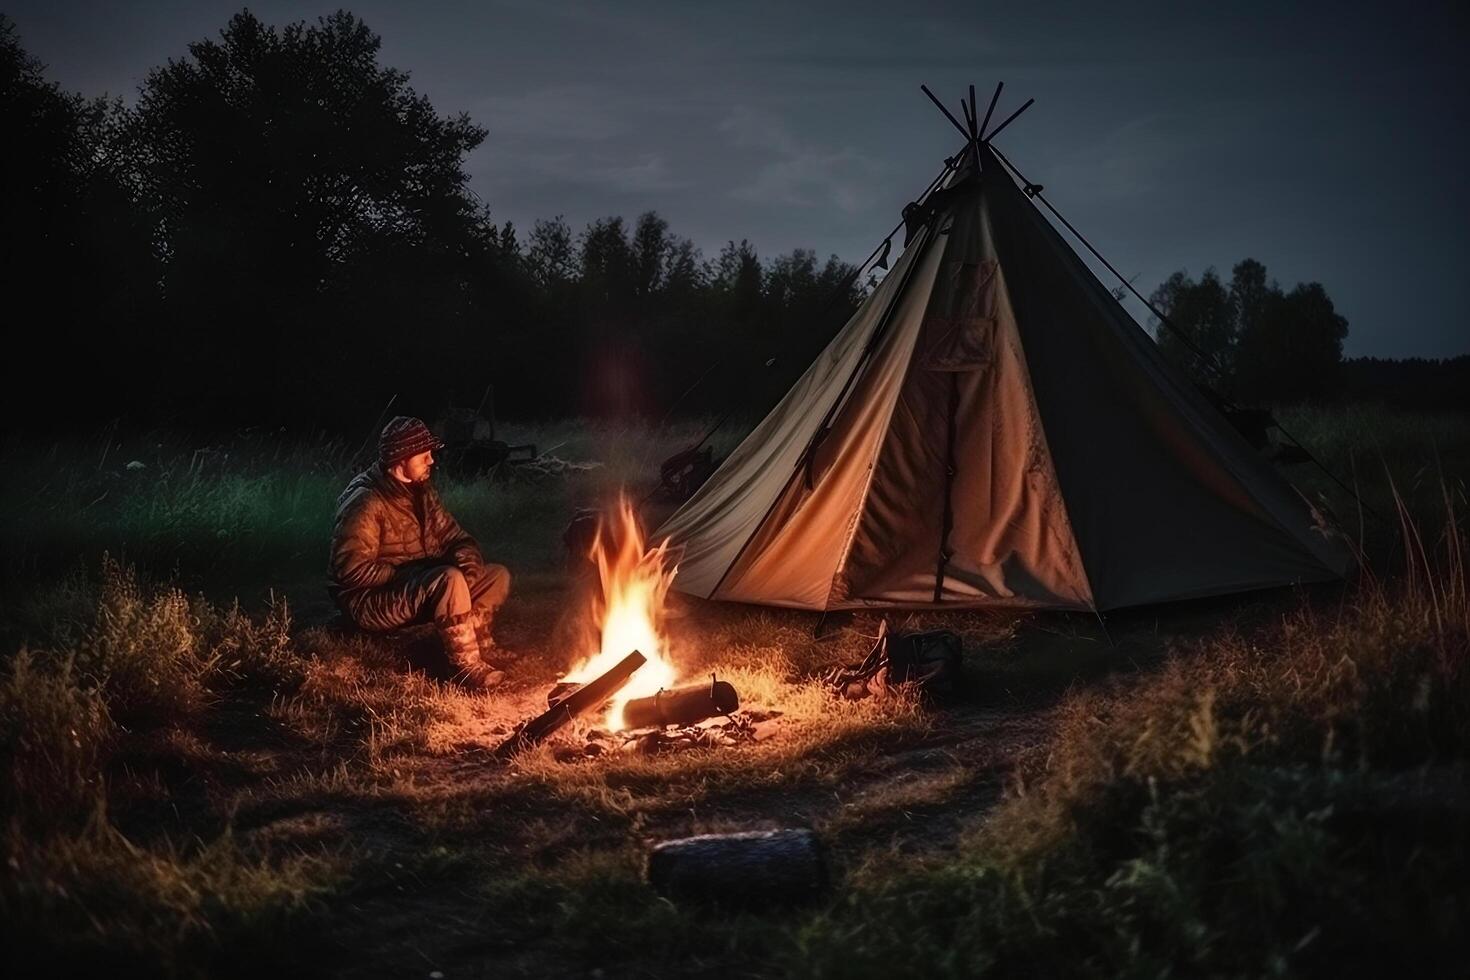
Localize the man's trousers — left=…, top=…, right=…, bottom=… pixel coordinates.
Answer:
left=342, top=561, right=511, bottom=633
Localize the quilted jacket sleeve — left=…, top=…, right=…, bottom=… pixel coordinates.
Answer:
left=330, top=490, right=396, bottom=590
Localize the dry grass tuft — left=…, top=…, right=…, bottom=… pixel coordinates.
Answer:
left=0, top=648, right=112, bottom=822
left=0, top=557, right=348, bottom=976
left=3, top=810, right=344, bottom=977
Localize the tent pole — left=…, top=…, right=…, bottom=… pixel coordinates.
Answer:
left=978, top=82, right=1003, bottom=141
left=982, top=98, right=1034, bottom=142
left=964, top=84, right=982, bottom=169
left=921, top=84, right=971, bottom=141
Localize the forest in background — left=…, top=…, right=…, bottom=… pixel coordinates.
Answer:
left=3, top=9, right=1463, bottom=441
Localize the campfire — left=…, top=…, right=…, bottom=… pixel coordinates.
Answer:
left=561, top=495, right=680, bottom=730
left=494, top=495, right=741, bottom=758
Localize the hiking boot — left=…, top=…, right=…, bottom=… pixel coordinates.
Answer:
left=471, top=608, right=500, bottom=653
left=438, top=611, right=504, bottom=690
left=455, top=660, right=506, bottom=691
left=476, top=643, right=511, bottom=690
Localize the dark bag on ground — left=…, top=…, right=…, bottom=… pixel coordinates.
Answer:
left=824, top=621, right=964, bottom=701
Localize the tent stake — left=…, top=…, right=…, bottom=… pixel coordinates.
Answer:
left=1092, top=609, right=1117, bottom=650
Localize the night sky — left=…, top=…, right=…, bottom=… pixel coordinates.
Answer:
left=9, top=0, right=1467, bottom=358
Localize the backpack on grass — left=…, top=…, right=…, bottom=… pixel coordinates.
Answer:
left=823, top=620, right=964, bottom=701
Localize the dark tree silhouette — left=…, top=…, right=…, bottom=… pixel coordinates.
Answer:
left=1, top=10, right=866, bottom=432
left=9, top=9, right=1446, bottom=436
left=631, top=211, right=671, bottom=300
left=578, top=217, right=635, bottom=311
left=525, top=216, right=575, bottom=288
left=129, top=9, right=488, bottom=427
left=1150, top=258, right=1350, bottom=404
left=1, top=16, right=156, bottom=420
left=1149, top=267, right=1235, bottom=386
left=1236, top=282, right=1348, bottom=402
left=714, top=239, right=764, bottom=325
left=1228, top=259, right=1272, bottom=348
left=1341, top=355, right=1470, bottom=412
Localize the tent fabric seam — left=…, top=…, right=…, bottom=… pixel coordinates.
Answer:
left=709, top=223, right=936, bottom=601
left=821, top=227, right=945, bottom=610
left=982, top=145, right=1340, bottom=589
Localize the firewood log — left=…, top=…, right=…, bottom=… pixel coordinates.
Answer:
left=493, top=650, right=645, bottom=759
left=645, top=829, right=827, bottom=905
left=622, top=678, right=739, bottom=729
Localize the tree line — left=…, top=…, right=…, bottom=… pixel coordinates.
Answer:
left=1145, top=261, right=1466, bottom=411
left=5, top=9, right=1451, bottom=440
left=1, top=11, right=862, bottom=435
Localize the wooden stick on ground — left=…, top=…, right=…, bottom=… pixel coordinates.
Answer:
left=492, top=650, right=646, bottom=759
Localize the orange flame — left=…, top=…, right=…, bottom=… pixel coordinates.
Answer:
left=561, top=495, right=679, bottom=729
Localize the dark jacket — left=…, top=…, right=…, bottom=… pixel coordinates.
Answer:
left=328, top=464, right=481, bottom=602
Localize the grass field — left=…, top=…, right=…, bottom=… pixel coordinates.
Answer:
left=1, top=407, right=1467, bottom=978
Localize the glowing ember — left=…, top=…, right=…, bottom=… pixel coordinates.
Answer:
left=561, top=495, right=679, bottom=729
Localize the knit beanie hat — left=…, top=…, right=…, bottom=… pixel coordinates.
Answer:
left=379, top=416, right=444, bottom=468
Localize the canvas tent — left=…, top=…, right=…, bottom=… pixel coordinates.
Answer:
left=655, top=127, right=1351, bottom=613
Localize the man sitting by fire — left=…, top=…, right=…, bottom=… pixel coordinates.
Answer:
left=329, top=416, right=511, bottom=689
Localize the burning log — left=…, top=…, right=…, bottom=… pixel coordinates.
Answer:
left=492, top=650, right=646, bottom=759
left=621, top=677, right=739, bottom=730
left=646, top=829, right=828, bottom=905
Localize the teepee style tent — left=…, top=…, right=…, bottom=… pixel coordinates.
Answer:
left=655, top=97, right=1351, bottom=613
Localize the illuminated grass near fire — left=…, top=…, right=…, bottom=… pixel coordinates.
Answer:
left=508, top=660, right=931, bottom=799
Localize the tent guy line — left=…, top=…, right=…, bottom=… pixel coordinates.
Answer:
left=928, top=82, right=1372, bottom=528
left=982, top=139, right=1378, bottom=526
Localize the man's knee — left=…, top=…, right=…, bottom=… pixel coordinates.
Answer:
left=428, top=565, right=473, bottom=617
left=427, top=563, right=468, bottom=592
left=472, top=563, right=511, bottom=610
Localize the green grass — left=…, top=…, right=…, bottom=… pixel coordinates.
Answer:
left=1275, top=404, right=1469, bottom=560
left=0, top=559, right=345, bottom=977
left=0, top=417, right=736, bottom=623
left=1, top=406, right=1467, bottom=977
